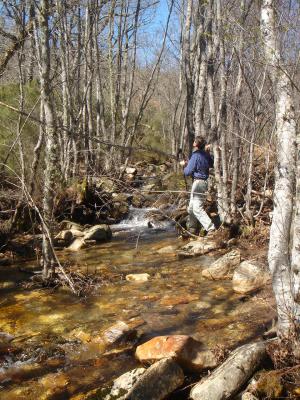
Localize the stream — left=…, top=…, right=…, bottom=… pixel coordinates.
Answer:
left=0, top=208, right=274, bottom=399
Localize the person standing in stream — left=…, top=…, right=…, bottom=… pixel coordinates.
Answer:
left=180, top=136, right=216, bottom=236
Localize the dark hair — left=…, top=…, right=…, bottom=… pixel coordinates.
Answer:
left=194, top=136, right=206, bottom=150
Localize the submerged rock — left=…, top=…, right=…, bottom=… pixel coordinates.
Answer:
left=232, top=261, right=271, bottom=294
left=202, top=250, right=241, bottom=280
left=136, top=335, right=218, bottom=372
left=126, top=273, right=150, bottom=282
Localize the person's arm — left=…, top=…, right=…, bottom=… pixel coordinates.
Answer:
left=184, top=154, right=196, bottom=176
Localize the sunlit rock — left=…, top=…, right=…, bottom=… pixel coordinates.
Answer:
left=103, top=321, right=137, bottom=345
left=83, top=224, right=112, bottom=242
left=102, top=367, right=146, bottom=399
left=136, top=335, right=218, bottom=372
left=232, top=261, right=271, bottom=294
left=177, top=239, right=219, bottom=258
left=124, top=358, right=184, bottom=400
left=125, top=273, right=150, bottom=282
left=202, top=250, right=241, bottom=280
left=125, top=167, right=137, bottom=175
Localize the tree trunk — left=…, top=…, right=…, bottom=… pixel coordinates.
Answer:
left=261, top=0, right=299, bottom=335
left=39, top=0, right=58, bottom=279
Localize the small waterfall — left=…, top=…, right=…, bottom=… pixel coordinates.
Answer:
left=111, top=207, right=174, bottom=232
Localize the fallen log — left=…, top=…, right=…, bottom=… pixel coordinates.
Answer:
left=190, top=341, right=266, bottom=400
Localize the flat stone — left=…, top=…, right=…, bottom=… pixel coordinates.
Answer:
left=202, top=250, right=241, bottom=280
left=126, top=273, right=150, bottom=282
left=136, top=335, right=218, bottom=372
left=232, top=261, right=271, bottom=294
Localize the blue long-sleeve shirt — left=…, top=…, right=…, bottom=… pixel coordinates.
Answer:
left=184, top=150, right=213, bottom=180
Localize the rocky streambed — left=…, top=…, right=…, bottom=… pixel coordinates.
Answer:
left=0, top=222, right=276, bottom=400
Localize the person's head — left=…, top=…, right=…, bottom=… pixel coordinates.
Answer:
left=193, top=136, right=206, bottom=150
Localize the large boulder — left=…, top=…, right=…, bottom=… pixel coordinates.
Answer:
left=232, top=261, right=271, bottom=294
left=83, top=224, right=112, bottom=242
left=136, top=335, right=218, bottom=372
left=202, top=250, right=241, bottom=280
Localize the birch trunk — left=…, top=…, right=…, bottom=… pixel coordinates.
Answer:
left=261, top=0, right=299, bottom=335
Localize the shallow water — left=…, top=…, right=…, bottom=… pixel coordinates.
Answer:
left=0, top=225, right=274, bottom=399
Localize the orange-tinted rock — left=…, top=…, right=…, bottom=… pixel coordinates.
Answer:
left=135, top=335, right=218, bottom=372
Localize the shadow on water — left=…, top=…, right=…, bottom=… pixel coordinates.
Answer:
left=0, top=218, right=275, bottom=399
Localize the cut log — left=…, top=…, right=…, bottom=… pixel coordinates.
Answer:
left=190, top=341, right=266, bottom=400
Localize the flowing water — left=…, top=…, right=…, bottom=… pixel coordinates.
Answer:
left=0, top=209, right=274, bottom=399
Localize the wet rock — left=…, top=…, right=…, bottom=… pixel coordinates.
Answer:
left=232, top=261, right=271, bottom=294
left=126, top=273, right=150, bottom=282
left=67, top=238, right=87, bottom=251
left=177, top=239, right=219, bottom=258
left=103, top=321, right=137, bottom=345
left=194, top=301, right=211, bottom=311
left=102, top=367, right=146, bottom=400
left=136, top=335, right=218, bottom=372
left=83, top=224, right=112, bottom=242
left=124, top=358, right=184, bottom=400
left=202, top=250, right=241, bottom=280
